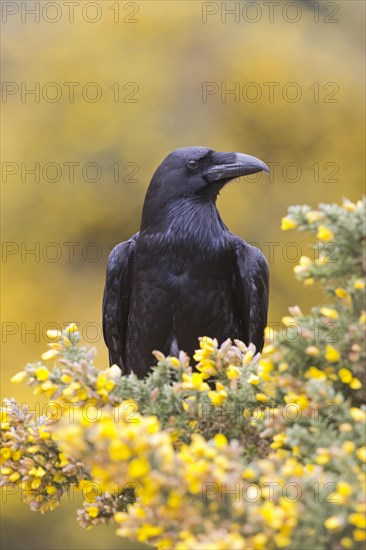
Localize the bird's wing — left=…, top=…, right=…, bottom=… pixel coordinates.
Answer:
left=102, top=233, right=138, bottom=372
left=234, top=240, right=269, bottom=351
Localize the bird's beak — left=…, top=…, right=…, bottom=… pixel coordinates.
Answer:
left=204, top=152, right=270, bottom=183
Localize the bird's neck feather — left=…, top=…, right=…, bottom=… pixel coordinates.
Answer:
left=140, top=197, right=229, bottom=249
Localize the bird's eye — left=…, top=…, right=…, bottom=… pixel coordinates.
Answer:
left=187, top=159, right=199, bottom=170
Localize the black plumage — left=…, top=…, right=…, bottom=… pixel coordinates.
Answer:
left=102, top=147, right=269, bottom=377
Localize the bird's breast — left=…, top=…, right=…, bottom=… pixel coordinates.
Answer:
left=131, top=237, right=238, bottom=316
left=127, top=234, right=241, bottom=360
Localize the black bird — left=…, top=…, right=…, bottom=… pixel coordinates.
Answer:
left=103, top=147, right=269, bottom=377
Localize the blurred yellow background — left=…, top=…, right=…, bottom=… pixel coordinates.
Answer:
left=1, top=1, right=364, bottom=548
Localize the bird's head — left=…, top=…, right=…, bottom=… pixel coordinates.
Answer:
left=141, top=146, right=269, bottom=230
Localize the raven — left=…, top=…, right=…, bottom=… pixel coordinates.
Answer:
left=103, top=147, right=269, bottom=377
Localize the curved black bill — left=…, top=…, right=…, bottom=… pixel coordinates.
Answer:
left=205, top=152, right=270, bottom=183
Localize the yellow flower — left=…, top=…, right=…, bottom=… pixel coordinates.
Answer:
left=354, top=278, right=365, bottom=290
left=137, top=524, right=163, bottom=542
left=262, top=344, right=276, bottom=355
left=258, top=357, right=274, bottom=374
left=87, top=506, right=99, bottom=518
left=334, top=481, right=353, bottom=503
left=30, top=479, right=41, bottom=490
left=264, top=326, right=276, bottom=340
left=355, top=503, right=366, bottom=513
left=53, top=472, right=66, bottom=484
left=353, top=530, right=366, bottom=542
left=2, top=416, right=10, bottom=431
left=0, top=447, right=12, bottom=460
left=167, top=356, right=180, bottom=368
left=49, top=343, right=62, bottom=350
left=350, top=408, right=366, bottom=422
left=293, top=255, right=312, bottom=275
left=27, top=445, right=40, bottom=454
left=281, top=217, right=298, bottom=231
left=356, top=446, right=366, bottom=463
left=213, top=434, right=228, bottom=448
left=41, top=349, right=59, bottom=361
left=196, top=358, right=217, bottom=377
left=181, top=373, right=210, bottom=392
left=335, top=288, right=352, bottom=303
left=316, top=450, right=330, bottom=465
left=46, top=329, right=62, bottom=340
left=304, top=277, right=315, bottom=286
left=342, top=441, right=355, bottom=453
left=242, top=467, right=257, bottom=480
left=167, top=492, right=182, bottom=509
left=305, top=366, right=326, bottom=380
left=305, top=346, right=320, bottom=357
left=128, top=458, right=150, bottom=478
left=252, top=533, right=268, bottom=549
left=281, top=316, right=296, bottom=326
left=317, top=225, right=334, bottom=241
left=340, top=537, right=353, bottom=548
left=338, top=368, right=353, bottom=384
left=38, top=426, right=51, bottom=440
left=255, top=393, right=268, bottom=403
left=207, top=390, right=227, bottom=406
left=349, top=513, right=366, bottom=529
left=359, top=311, right=366, bottom=324
left=248, top=373, right=260, bottom=385
left=306, top=210, right=324, bottom=223
left=284, top=392, right=309, bottom=410
left=58, top=453, right=69, bottom=467
left=62, top=336, right=71, bottom=347
left=114, top=511, right=129, bottom=523
left=339, top=423, right=353, bottom=433
left=29, top=466, right=46, bottom=477
left=338, top=481, right=353, bottom=496
left=350, top=378, right=362, bottom=390
left=320, top=307, right=339, bottom=320
left=342, top=198, right=356, bottom=211
left=11, top=371, right=27, bottom=384
left=35, top=366, right=50, bottom=381
left=208, top=383, right=228, bottom=406
left=226, top=365, right=240, bottom=380
left=270, top=432, right=287, bottom=450
left=105, top=380, right=115, bottom=392
left=40, top=380, right=56, bottom=396
left=62, top=386, right=74, bottom=397
left=9, top=472, right=20, bottom=482
left=324, top=515, right=343, bottom=530
left=325, top=345, right=340, bottom=363
left=12, top=450, right=22, bottom=461
left=242, top=350, right=254, bottom=364
left=260, top=501, right=285, bottom=529
left=96, top=372, right=108, bottom=389
left=194, top=337, right=217, bottom=357
left=182, top=396, right=196, bottom=412
left=66, top=323, right=78, bottom=333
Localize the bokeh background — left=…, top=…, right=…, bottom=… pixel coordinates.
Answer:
left=1, top=1, right=365, bottom=548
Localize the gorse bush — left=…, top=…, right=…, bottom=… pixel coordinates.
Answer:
left=1, top=198, right=365, bottom=549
